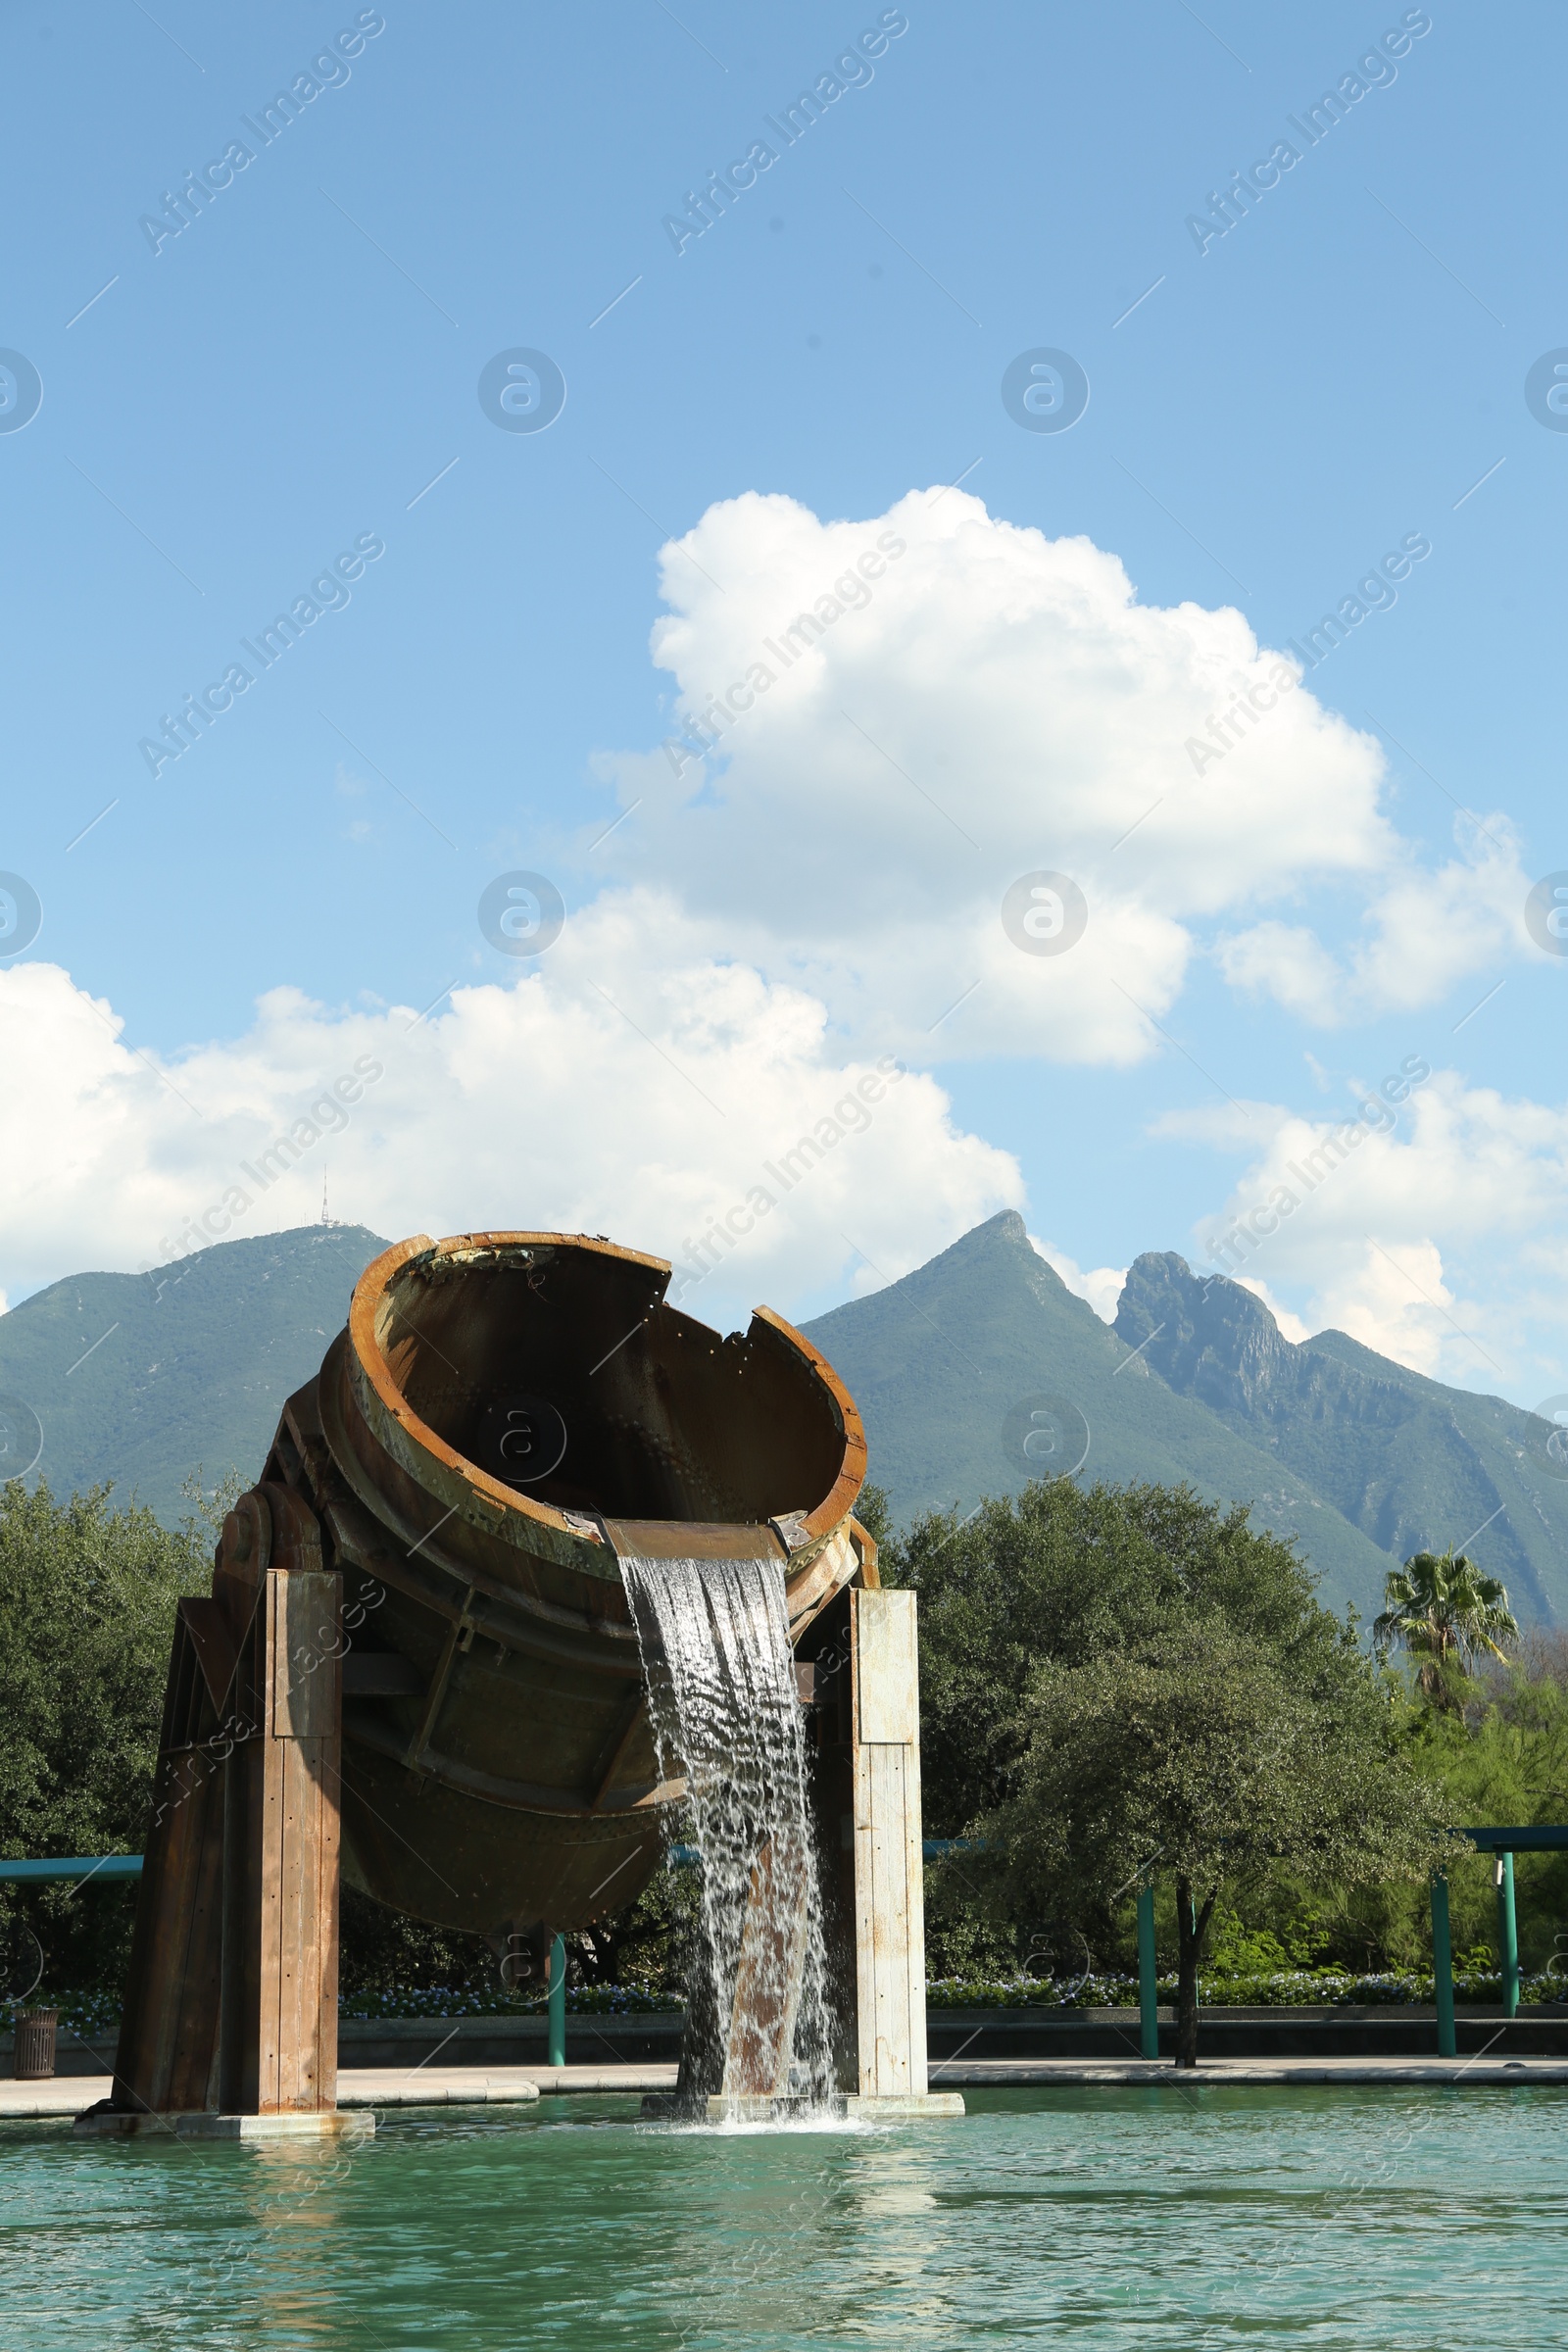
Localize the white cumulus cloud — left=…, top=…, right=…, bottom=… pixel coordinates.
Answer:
left=0, top=917, right=1022, bottom=1321
left=1030, top=1236, right=1126, bottom=1323
left=1159, top=1068, right=1568, bottom=1394
left=1218, top=817, right=1531, bottom=1025
left=8, top=482, right=1552, bottom=1396
left=590, top=485, right=1523, bottom=1063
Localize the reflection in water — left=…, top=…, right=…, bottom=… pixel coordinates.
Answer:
left=208, top=2134, right=376, bottom=2343
left=4, top=2088, right=1568, bottom=2349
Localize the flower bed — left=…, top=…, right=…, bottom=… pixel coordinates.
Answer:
left=9, top=1984, right=678, bottom=2039
left=924, top=1969, right=1568, bottom=2009
left=33, top=1970, right=1567, bottom=2034
left=337, top=1981, right=676, bottom=2021
left=45, top=1990, right=123, bottom=2042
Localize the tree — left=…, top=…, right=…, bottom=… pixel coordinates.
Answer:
left=1374, top=1549, right=1518, bottom=1710
left=0, top=1480, right=211, bottom=1999
left=890, top=1479, right=1457, bottom=2062
left=979, top=1609, right=1452, bottom=2063
left=888, top=1478, right=1347, bottom=1838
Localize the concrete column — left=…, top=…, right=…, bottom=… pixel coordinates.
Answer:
left=850, top=1587, right=929, bottom=2100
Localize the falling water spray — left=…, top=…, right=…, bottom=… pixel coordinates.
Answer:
left=622, top=1554, right=835, bottom=2112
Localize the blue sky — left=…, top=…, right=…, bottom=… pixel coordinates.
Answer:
left=2, top=1, right=1564, bottom=1408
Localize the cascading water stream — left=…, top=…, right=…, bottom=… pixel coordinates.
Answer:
left=621, top=1553, right=835, bottom=2112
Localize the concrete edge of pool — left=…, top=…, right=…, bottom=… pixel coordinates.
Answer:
left=7, top=2057, right=1568, bottom=2124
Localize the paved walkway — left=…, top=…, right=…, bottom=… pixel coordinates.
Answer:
left=8, top=2053, right=1568, bottom=2122
left=936, top=2056, right=1568, bottom=2087
left=0, top=2064, right=681, bottom=2121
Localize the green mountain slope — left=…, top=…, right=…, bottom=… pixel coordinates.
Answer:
left=802, top=1212, right=1397, bottom=1617
left=7, top=1211, right=1560, bottom=1628
left=1115, top=1251, right=1568, bottom=1624
left=0, top=1226, right=389, bottom=1523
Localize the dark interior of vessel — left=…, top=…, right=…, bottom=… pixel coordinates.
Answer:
left=372, top=1242, right=848, bottom=1525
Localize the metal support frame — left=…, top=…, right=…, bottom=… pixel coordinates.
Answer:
left=1137, top=1884, right=1159, bottom=2059
left=1431, top=1874, right=1456, bottom=2059
left=70, top=1637, right=1563, bottom=2111
left=1494, top=1851, right=1520, bottom=2018
left=103, top=1484, right=344, bottom=2126
left=547, top=1934, right=566, bottom=2066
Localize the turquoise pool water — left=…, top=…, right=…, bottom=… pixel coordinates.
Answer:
left=3, top=2086, right=1562, bottom=2348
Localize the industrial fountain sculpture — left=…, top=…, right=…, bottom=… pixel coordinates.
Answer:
left=82, top=1232, right=957, bottom=2136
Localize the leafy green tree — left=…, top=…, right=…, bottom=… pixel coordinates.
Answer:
left=0, top=1480, right=210, bottom=2004
left=888, top=1479, right=1344, bottom=1837
left=981, top=1610, right=1451, bottom=2062
left=1374, top=1548, right=1518, bottom=1710
left=889, top=1480, right=1454, bottom=2057
left=854, top=1481, right=893, bottom=1553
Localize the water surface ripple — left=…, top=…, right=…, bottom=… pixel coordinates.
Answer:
left=2, top=2084, right=1560, bottom=2348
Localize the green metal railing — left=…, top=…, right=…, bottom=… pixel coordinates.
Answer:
left=1495, top=1852, right=1520, bottom=2020
left=6, top=1827, right=1563, bottom=2070
left=1, top=1856, right=563, bottom=2068
left=1421, top=1825, right=1559, bottom=2053
left=547, top=1933, right=566, bottom=2067
left=1430, top=1874, right=1457, bottom=2057
left=1136, top=1885, right=1158, bottom=2058
left=0, top=1856, right=144, bottom=1883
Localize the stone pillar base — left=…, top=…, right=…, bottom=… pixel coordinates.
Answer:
left=845, top=2091, right=964, bottom=2120
left=73, top=2102, right=372, bottom=2142
left=695, top=2088, right=965, bottom=2125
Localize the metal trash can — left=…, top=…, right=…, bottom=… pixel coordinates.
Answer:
left=15, top=2007, right=59, bottom=2080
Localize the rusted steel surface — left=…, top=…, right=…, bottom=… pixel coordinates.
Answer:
left=265, top=1232, right=870, bottom=1941
left=112, top=1226, right=878, bottom=2117
left=115, top=1481, right=341, bottom=2116
left=112, top=1606, right=228, bottom=2114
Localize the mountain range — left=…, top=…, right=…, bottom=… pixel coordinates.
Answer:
left=2, top=1213, right=1563, bottom=1623
left=804, top=1216, right=1567, bottom=1621
left=0, top=1225, right=385, bottom=1524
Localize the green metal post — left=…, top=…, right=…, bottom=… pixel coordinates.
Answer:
left=547, top=1933, right=566, bottom=2068
left=1137, top=1884, right=1158, bottom=2059
left=1431, top=1874, right=1456, bottom=2058
left=1495, top=1851, right=1520, bottom=2019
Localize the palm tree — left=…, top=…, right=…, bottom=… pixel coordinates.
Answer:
left=1374, top=1548, right=1518, bottom=1706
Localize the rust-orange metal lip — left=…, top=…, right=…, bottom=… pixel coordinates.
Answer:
left=346, top=1230, right=867, bottom=1549
left=750, top=1304, right=867, bottom=1543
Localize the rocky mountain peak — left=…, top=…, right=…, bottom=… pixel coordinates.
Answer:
left=1114, top=1250, right=1296, bottom=1419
